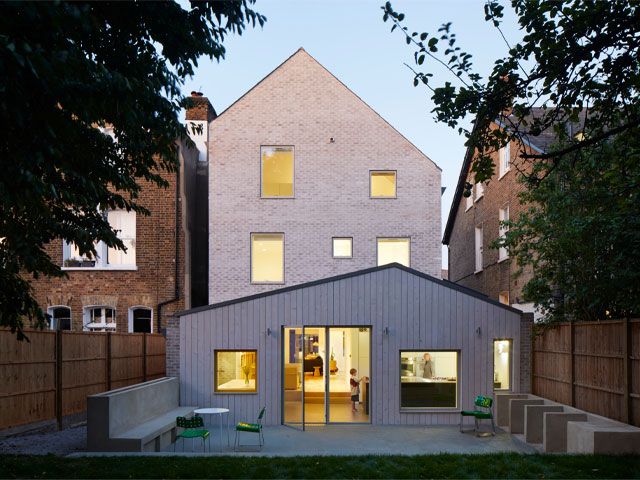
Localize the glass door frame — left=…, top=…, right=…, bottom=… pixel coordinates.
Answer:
left=281, top=325, right=306, bottom=430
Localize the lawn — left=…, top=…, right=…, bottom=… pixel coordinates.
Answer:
left=1, top=453, right=639, bottom=479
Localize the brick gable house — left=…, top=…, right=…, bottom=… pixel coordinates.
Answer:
left=203, top=48, right=443, bottom=303
left=29, top=132, right=202, bottom=334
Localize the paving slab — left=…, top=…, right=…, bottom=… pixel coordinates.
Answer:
left=67, top=425, right=534, bottom=457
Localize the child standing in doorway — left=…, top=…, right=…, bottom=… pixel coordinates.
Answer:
left=350, top=368, right=368, bottom=413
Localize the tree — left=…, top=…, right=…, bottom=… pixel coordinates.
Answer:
left=495, top=131, right=640, bottom=322
left=382, top=0, right=640, bottom=186
left=0, top=1, right=265, bottom=339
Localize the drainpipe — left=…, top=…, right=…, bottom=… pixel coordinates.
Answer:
left=157, top=155, right=180, bottom=337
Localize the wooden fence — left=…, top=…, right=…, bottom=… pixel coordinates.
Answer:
left=0, top=328, right=165, bottom=431
left=532, top=318, right=640, bottom=427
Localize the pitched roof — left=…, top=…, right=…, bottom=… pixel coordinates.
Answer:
left=174, top=262, right=522, bottom=317
left=213, top=47, right=440, bottom=171
left=442, top=108, right=587, bottom=244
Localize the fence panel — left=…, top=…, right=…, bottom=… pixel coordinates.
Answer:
left=532, top=318, right=639, bottom=427
left=0, top=329, right=166, bottom=431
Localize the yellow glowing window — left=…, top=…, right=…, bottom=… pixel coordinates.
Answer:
left=214, top=350, right=257, bottom=393
left=377, top=238, right=410, bottom=267
left=332, top=237, right=353, bottom=258
left=251, top=234, right=284, bottom=283
left=370, top=171, right=396, bottom=197
left=261, top=146, right=293, bottom=197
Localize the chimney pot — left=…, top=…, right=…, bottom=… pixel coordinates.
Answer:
left=191, top=91, right=204, bottom=97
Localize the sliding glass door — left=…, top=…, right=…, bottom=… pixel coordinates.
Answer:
left=282, top=326, right=304, bottom=429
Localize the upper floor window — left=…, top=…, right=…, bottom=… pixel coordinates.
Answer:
left=48, top=306, right=71, bottom=330
left=63, top=210, right=136, bottom=269
left=475, top=224, right=483, bottom=273
left=83, top=306, right=116, bottom=332
left=474, top=178, right=484, bottom=201
left=465, top=179, right=473, bottom=211
left=377, top=237, right=410, bottom=267
left=261, top=146, right=293, bottom=197
left=332, top=237, right=353, bottom=258
left=370, top=171, right=396, bottom=198
left=499, top=143, right=510, bottom=178
left=498, top=205, right=509, bottom=261
left=251, top=233, right=284, bottom=283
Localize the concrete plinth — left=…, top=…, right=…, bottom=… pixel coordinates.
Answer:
left=509, top=399, right=544, bottom=434
left=567, top=422, right=640, bottom=454
left=524, top=405, right=564, bottom=443
left=543, top=412, right=587, bottom=452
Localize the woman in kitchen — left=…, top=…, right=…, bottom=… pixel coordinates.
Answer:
left=422, top=353, right=433, bottom=379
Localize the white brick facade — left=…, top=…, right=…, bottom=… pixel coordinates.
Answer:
left=208, top=49, right=442, bottom=303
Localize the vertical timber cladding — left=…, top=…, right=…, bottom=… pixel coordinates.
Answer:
left=178, top=264, right=523, bottom=426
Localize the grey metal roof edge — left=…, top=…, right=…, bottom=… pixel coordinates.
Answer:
left=174, top=263, right=522, bottom=317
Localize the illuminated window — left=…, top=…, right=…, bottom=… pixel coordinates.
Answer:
left=498, top=205, right=509, bottom=261
left=499, top=291, right=509, bottom=305
left=370, top=171, right=396, bottom=198
left=332, top=237, right=353, bottom=258
left=493, top=340, right=512, bottom=390
left=400, top=351, right=458, bottom=408
left=261, top=146, right=293, bottom=197
left=377, top=238, right=410, bottom=267
left=214, top=350, right=257, bottom=393
left=251, top=233, right=284, bottom=283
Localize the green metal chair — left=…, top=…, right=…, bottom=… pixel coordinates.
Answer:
left=234, top=406, right=266, bottom=451
left=460, top=395, right=495, bottom=436
left=175, top=415, right=210, bottom=452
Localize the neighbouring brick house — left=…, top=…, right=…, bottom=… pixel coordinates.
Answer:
left=30, top=127, right=202, bottom=334
left=203, top=48, right=442, bottom=303
left=442, top=109, right=569, bottom=316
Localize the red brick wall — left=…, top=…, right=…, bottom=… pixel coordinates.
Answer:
left=29, top=166, right=187, bottom=334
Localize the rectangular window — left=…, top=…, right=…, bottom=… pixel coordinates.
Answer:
left=475, top=224, right=483, bottom=272
left=493, top=340, right=512, bottom=391
left=499, top=143, right=510, bottom=178
left=474, top=179, right=484, bottom=201
left=377, top=238, right=410, bottom=267
left=261, top=146, right=293, bottom=197
left=130, top=307, right=152, bottom=333
left=63, top=210, right=136, bottom=268
left=370, top=171, right=397, bottom=198
left=400, top=351, right=458, bottom=409
left=48, top=307, right=71, bottom=330
left=332, top=237, right=353, bottom=258
left=498, top=205, right=509, bottom=261
left=214, top=350, right=257, bottom=393
left=465, top=185, right=473, bottom=211
left=83, top=306, right=116, bottom=332
left=498, top=291, right=509, bottom=305
left=251, top=233, right=284, bottom=283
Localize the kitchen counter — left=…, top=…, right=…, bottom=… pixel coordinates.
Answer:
left=217, top=378, right=256, bottom=392
left=401, top=376, right=456, bottom=408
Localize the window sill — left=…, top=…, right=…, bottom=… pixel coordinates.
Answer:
left=260, top=196, right=295, bottom=199
left=62, top=266, right=138, bottom=271
left=498, top=256, right=509, bottom=263
left=370, top=196, right=397, bottom=199
left=474, top=194, right=484, bottom=202
left=498, top=169, right=510, bottom=180
left=213, top=391, right=259, bottom=395
left=251, top=281, right=285, bottom=285
left=333, top=256, right=353, bottom=259
left=400, top=408, right=460, bottom=414
left=474, top=269, right=483, bottom=275
left=465, top=205, right=473, bottom=212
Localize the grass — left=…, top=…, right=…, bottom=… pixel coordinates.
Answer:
left=1, top=453, right=639, bottom=479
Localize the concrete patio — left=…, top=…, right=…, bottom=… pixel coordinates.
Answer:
left=70, top=424, right=534, bottom=457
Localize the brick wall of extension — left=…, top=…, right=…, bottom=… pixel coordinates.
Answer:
left=447, top=128, right=536, bottom=305
left=207, top=49, right=443, bottom=303
left=29, top=169, right=187, bottom=334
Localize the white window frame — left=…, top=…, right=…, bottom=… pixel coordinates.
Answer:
left=62, top=210, right=137, bottom=271
left=474, top=177, right=484, bottom=201
left=47, top=306, right=71, bottom=330
left=376, top=237, right=411, bottom=267
left=128, top=306, right=153, bottom=333
left=499, top=143, right=511, bottom=179
left=369, top=170, right=397, bottom=198
left=250, top=233, right=285, bottom=284
left=465, top=176, right=474, bottom=211
left=260, top=146, right=295, bottom=198
left=332, top=237, right=353, bottom=258
left=475, top=224, right=483, bottom=273
left=83, top=306, right=116, bottom=332
left=498, top=204, right=509, bottom=262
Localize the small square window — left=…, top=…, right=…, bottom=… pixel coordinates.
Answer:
left=332, top=237, right=353, bottom=258
left=370, top=171, right=396, bottom=198
left=261, top=146, right=293, bottom=197
left=400, top=351, right=458, bottom=409
left=214, top=350, right=257, bottom=393
left=377, top=238, right=410, bottom=267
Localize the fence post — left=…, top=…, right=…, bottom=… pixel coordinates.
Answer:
left=106, top=332, right=112, bottom=391
left=570, top=321, right=575, bottom=407
left=143, top=333, right=147, bottom=383
left=623, top=317, right=631, bottom=424
left=56, top=330, right=63, bottom=431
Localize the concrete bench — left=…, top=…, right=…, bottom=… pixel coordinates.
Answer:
left=543, top=412, right=588, bottom=452
left=509, top=398, right=545, bottom=434
left=524, top=405, right=564, bottom=443
left=567, top=420, right=640, bottom=454
left=87, top=377, right=196, bottom=452
left=494, top=393, right=530, bottom=427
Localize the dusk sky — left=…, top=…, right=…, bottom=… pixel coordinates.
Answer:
left=182, top=0, right=524, bottom=268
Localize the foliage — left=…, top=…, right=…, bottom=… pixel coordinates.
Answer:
left=382, top=0, right=640, bottom=188
left=0, top=1, right=265, bottom=338
left=495, top=132, right=640, bottom=322
left=2, top=453, right=640, bottom=479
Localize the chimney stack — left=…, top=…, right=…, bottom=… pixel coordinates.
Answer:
left=186, top=92, right=216, bottom=122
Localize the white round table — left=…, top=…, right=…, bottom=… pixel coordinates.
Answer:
left=194, top=408, right=230, bottom=451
